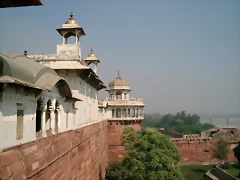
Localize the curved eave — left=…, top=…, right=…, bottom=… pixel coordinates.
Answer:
left=108, top=104, right=145, bottom=107
left=0, top=75, right=81, bottom=101
left=84, top=59, right=100, bottom=65
left=0, top=0, right=43, bottom=8
left=82, top=68, right=106, bottom=91
left=105, top=88, right=132, bottom=91
left=0, top=75, right=44, bottom=90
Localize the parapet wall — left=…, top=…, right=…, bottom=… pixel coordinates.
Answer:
left=159, top=129, right=183, bottom=138
left=172, top=137, right=239, bottom=164
left=0, top=120, right=108, bottom=180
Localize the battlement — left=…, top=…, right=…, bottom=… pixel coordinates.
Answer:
left=27, top=54, right=56, bottom=60
left=106, top=98, right=144, bottom=106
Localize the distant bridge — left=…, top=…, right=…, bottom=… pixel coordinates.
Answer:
left=201, top=116, right=240, bottom=126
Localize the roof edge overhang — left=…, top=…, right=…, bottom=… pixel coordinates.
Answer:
left=107, top=104, right=145, bottom=107
left=84, top=59, right=100, bottom=65
left=105, top=88, right=132, bottom=91
left=0, top=0, right=43, bottom=8
left=56, top=27, right=86, bottom=36
left=0, top=75, right=45, bottom=90
left=79, top=68, right=106, bottom=91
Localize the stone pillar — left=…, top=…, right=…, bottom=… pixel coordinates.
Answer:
left=57, top=109, right=61, bottom=129
left=73, top=112, right=76, bottom=129
left=93, top=62, right=98, bottom=75
left=62, top=36, right=65, bottom=44
left=41, top=108, right=47, bottom=137
left=75, top=34, right=78, bottom=44
left=50, top=100, right=56, bottom=134
left=50, top=110, right=55, bottom=134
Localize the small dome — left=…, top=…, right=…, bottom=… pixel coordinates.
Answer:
left=108, top=71, right=129, bottom=87
left=65, top=12, right=78, bottom=24
left=88, top=48, right=96, bottom=57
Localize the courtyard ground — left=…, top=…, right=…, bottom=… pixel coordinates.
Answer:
left=180, top=164, right=215, bottom=180
left=220, top=163, right=240, bottom=179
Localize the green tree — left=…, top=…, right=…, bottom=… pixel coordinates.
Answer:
left=106, top=127, right=184, bottom=180
left=142, top=112, right=214, bottom=134
left=214, top=138, right=230, bottom=164
left=233, top=141, right=240, bottom=166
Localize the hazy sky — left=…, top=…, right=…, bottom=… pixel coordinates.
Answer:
left=0, top=0, right=240, bottom=115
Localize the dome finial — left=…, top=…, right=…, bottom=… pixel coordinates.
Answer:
left=118, top=70, right=120, bottom=76
left=91, top=48, right=93, bottom=52
left=70, top=12, right=73, bottom=18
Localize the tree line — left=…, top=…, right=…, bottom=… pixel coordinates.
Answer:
left=142, top=111, right=215, bottom=134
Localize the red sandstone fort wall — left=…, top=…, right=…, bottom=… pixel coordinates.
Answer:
left=107, top=121, right=141, bottom=163
left=0, top=120, right=108, bottom=180
left=172, top=137, right=239, bottom=164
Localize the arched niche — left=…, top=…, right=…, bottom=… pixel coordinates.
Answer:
left=36, top=97, right=44, bottom=132
left=116, top=108, right=121, bottom=118
left=115, top=91, right=122, bottom=100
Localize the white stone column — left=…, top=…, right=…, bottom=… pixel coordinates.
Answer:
left=93, top=62, right=98, bottom=75
left=73, top=112, right=76, bottom=129
left=62, top=36, right=65, bottom=44
left=50, top=100, right=56, bottom=134
left=57, top=109, right=61, bottom=129
left=75, top=34, right=78, bottom=44
left=41, top=108, right=47, bottom=137
left=50, top=110, right=55, bottom=134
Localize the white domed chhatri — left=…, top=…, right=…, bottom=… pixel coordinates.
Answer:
left=107, top=71, right=130, bottom=90
left=84, top=48, right=100, bottom=75
left=104, top=71, right=144, bottom=121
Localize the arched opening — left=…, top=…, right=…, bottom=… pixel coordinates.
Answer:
left=64, top=32, right=77, bottom=44
left=112, top=109, right=115, bottom=118
left=122, top=108, right=127, bottom=118
left=124, top=93, right=127, bottom=100
left=55, top=101, right=59, bottom=129
left=130, top=108, right=135, bottom=118
left=139, top=108, right=143, bottom=117
left=0, top=59, right=3, bottom=74
left=115, top=91, right=122, bottom=100
left=46, top=99, right=52, bottom=130
left=36, top=98, right=43, bottom=132
left=116, top=108, right=121, bottom=118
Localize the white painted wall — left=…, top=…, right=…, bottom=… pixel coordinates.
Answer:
left=0, top=87, right=37, bottom=149
left=0, top=85, right=76, bottom=150
left=56, top=69, right=99, bottom=128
